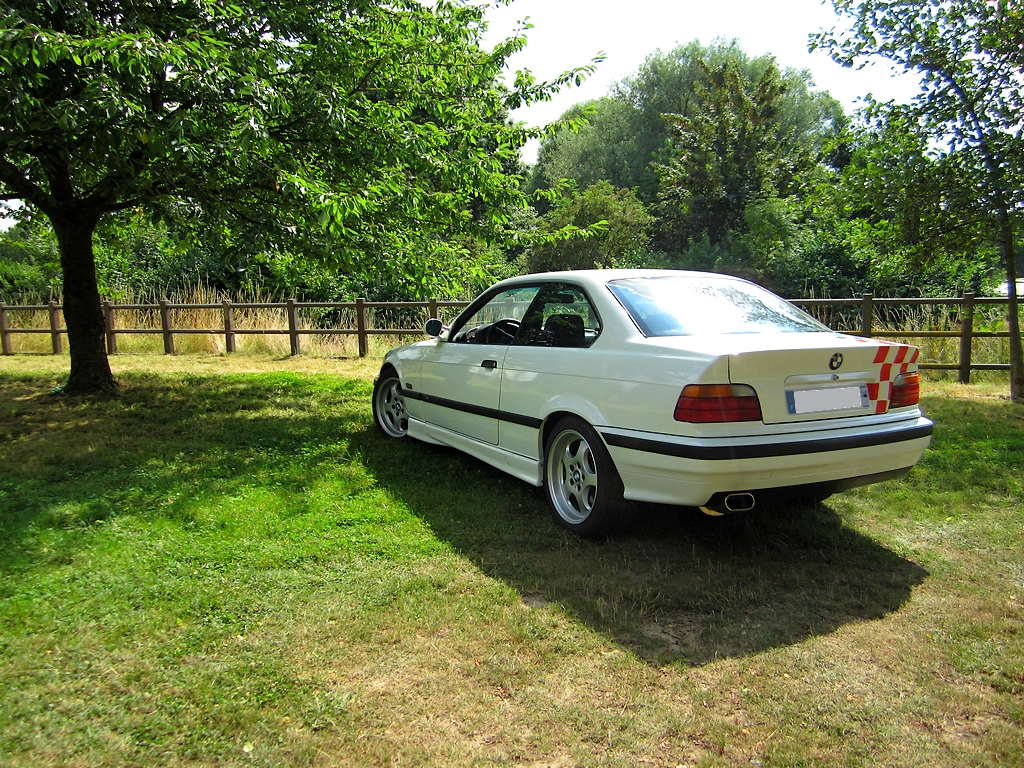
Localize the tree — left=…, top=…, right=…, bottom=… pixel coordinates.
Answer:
left=655, top=58, right=816, bottom=255
left=531, top=40, right=845, bottom=204
left=526, top=98, right=640, bottom=197
left=813, top=0, right=1024, bottom=400
left=837, top=113, right=997, bottom=276
left=525, top=182, right=654, bottom=273
left=0, top=0, right=590, bottom=394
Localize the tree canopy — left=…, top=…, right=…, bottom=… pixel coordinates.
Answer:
left=814, top=0, right=1024, bottom=400
left=526, top=181, right=654, bottom=273
left=0, top=0, right=591, bottom=393
left=3, top=2, right=1020, bottom=400
left=519, top=30, right=1005, bottom=306
left=656, top=58, right=811, bottom=249
left=529, top=40, right=845, bottom=203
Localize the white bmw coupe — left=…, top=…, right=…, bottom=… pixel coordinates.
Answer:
left=373, top=270, right=933, bottom=536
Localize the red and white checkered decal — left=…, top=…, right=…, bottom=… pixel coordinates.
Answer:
left=866, top=342, right=920, bottom=413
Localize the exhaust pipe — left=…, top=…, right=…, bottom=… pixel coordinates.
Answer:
left=724, top=492, right=755, bottom=512
left=699, top=492, right=756, bottom=516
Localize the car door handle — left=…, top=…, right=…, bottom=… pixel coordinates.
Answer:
left=480, top=359, right=498, bottom=370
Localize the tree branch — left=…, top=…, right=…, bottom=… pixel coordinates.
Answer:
left=0, top=157, right=55, bottom=214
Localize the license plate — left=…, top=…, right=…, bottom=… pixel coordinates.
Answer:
left=786, top=385, right=869, bottom=415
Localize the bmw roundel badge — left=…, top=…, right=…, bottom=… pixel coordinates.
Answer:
left=829, top=353, right=844, bottom=370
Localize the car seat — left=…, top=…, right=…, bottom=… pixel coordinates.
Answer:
left=543, top=314, right=586, bottom=347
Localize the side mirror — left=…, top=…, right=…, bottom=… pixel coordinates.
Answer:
left=424, top=318, right=446, bottom=338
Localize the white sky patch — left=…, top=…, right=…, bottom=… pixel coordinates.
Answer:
left=0, top=202, right=21, bottom=232
left=481, top=0, right=924, bottom=162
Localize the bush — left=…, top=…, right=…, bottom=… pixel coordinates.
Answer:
left=0, top=219, right=61, bottom=301
left=526, top=182, right=656, bottom=273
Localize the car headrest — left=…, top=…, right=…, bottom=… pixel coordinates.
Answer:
left=544, top=313, right=586, bottom=347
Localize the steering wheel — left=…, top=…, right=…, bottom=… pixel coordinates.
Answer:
left=486, top=318, right=521, bottom=345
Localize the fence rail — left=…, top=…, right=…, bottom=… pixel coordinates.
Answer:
left=0, top=293, right=1020, bottom=384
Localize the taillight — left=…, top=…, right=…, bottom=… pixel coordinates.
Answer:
left=890, top=372, right=920, bottom=408
left=674, top=384, right=763, bottom=423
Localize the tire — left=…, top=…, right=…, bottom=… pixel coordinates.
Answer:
left=372, top=369, right=408, bottom=439
left=544, top=416, right=634, bottom=537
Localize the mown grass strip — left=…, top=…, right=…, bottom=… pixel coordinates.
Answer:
left=0, top=357, right=1021, bottom=766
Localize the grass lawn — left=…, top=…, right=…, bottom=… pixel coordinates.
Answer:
left=1, top=354, right=1021, bottom=767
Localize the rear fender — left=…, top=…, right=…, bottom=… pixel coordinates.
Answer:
left=538, top=395, right=610, bottom=456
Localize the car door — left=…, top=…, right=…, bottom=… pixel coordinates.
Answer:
left=499, top=284, right=603, bottom=459
left=412, top=286, right=540, bottom=445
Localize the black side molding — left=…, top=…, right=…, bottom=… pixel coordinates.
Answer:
left=401, top=388, right=542, bottom=429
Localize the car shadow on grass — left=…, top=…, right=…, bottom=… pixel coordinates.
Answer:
left=353, top=427, right=928, bottom=667
left=0, top=369, right=928, bottom=670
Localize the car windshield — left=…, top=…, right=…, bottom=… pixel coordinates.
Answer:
left=607, top=276, right=828, bottom=336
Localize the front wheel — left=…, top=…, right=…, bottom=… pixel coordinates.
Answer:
left=373, top=370, right=408, bottom=438
left=544, top=416, right=634, bottom=537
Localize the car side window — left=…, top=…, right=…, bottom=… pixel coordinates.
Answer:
left=515, top=284, right=601, bottom=348
left=449, top=287, right=541, bottom=345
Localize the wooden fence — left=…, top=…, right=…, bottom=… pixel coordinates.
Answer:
left=0, top=293, right=1019, bottom=384
left=0, top=298, right=472, bottom=359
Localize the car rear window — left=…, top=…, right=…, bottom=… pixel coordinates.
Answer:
left=607, top=276, right=827, bottom=336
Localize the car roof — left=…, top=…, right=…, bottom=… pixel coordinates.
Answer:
left=492, top=269, right=755, bottom=292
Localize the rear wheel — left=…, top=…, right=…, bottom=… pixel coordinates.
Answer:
left=544, top=416, right=634, bottom=537
left=372, top=370, right=408, bottom=438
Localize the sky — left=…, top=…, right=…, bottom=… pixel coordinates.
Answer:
left=480, top=0, right=924, bottom=161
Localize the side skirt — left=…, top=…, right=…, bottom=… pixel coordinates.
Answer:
left=407, top=418, right=543, bottom=487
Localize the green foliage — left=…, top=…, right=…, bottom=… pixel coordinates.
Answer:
left=814, top=0, right=1024, bottom=399
left=656, top=59, right=811, bottom=250
left=766, top=217, right=869, bottom=298
left=0, top=0, right=577, bottom=256
left=528, top=42, right=854, bottom=290
left=0, top=218, right=60, bottom=301
left=525, top=182, right=656, bottom=273
left=669, top=190, right=996, bottom=299
left=526, top=98, right=645, bottom=200
left=531, top=40, right=844, bottom=204
left=839, top=115, right=993, bottom=260
left=0, top=209, right=519, bottom=304
left=0, top=0, right=600, bottom=390
left=523, top=29, right=1011, bottom=304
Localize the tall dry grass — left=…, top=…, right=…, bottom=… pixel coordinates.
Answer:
left=3, top=289, right=1018, bottom=374
left=2, top=285, right=470, bottom=357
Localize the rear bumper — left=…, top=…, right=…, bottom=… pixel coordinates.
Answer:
left=600, top=416, right=932, bottom=507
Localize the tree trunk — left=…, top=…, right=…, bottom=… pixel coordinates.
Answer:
left=997, top=210, right=1023, bottom=403
left=51, top=211, right=119, bottom=396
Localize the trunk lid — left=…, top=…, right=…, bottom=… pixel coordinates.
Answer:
left=725, top=333, right=920, bottom=424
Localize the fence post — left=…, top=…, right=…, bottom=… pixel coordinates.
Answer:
left=48, top=300, right=63, bottom=354
left=159, top=299, right=174, bottom=354
left=222, top=299, right=236, bottom=353
left=287, top=298, right=300, bottom=356
left=356, top=297, right=368, bottom=357
left=0, top=302, right=10, bottom=355
left=428, top=298, right=439, bottom=325
left=860, top=293, right=874, bottom=338
left=103, top=300, right=117, bottom=354
left=958, top=291, right=975, bottom=384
